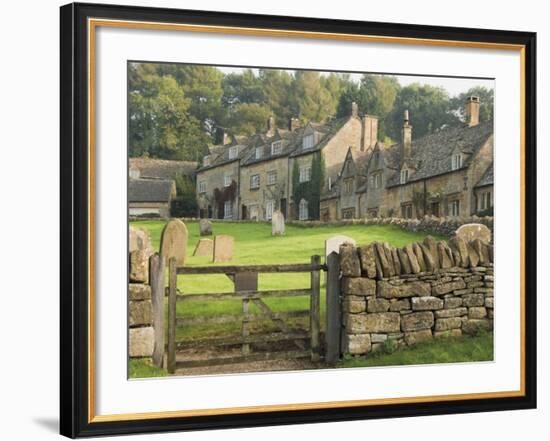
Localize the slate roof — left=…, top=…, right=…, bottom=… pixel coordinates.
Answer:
left=385, top=122, right=493, bottom=187
left=321, top=147, right=371, bottom=199
left=129, top=179, right=175, bottom=203
left=129, top=158, right=197, bottom=180
left=241, top=128, right=299, bottom=166
left=475, top=162, right=494, bottom=188
left=289, top=116, right=352, bottom=158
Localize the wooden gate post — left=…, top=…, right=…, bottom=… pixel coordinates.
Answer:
left=149, top=253, right=165, bottom=368
left=325, top=251, right=341, bottom=365
left=310, top=255, right=321, bottom=362
left=167, top=257, right=177, bottom=374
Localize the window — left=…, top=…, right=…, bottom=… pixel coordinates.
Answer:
left=344, top=178, right=354, bottom=195
left=430, top=201, right=440, bottom=217
left=267, top=170, right=277, bottom=185
left=224, top=173, right=232, bottom=187
left=370, top=172, right=382, bottom=189
left=250, top=174, right=260, bottom=190
left=451, top=153, right=463, bottom=170
left=266, top=200, right=275, bottom=220
left=367, top=208, right=379, bottom=218
left=203, top=155, right=210, bottom=166
left=249, top=205, right=259, bottom=220
left=224, top=200, right=233, bottom=219
left=299, top=166, right=312, bottom=183
left=228, top=146, right=238, bottom=160
left=198, top=181, right=206, bottom=194
left=255, top=146, right=263, bottom=160
left=401, top=203, right=413, bottom=219
left=448, top=200, right=460, bottom=217
left=342, top=208, right=355, bottom=219
left=298, top=199, right=309, bottom=220
left=271, top=140, right=282, bottom=155
left=478, top=191, right=492, bottom=211
left=302, top=134, right=314, bottom=149
left=400, top=168, right=409, bottom=184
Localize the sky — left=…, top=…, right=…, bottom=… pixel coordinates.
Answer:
left=217, top=66, right=493, bottom=98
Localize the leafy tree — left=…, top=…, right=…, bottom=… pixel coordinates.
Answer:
left=258, top=69, right=295, bottom=127
left=386, top=83, right=459, bottom=141
left=225, top=103, right=272, bottom=136
left=222, top=69, right=264, bottom=109
left=171, top=173, right=198, bottom=217
left=292, top=71, right=335, bottom=123
left=129, top=67, right=208, bottom=160
left=451, top=86, right=494, bottom=124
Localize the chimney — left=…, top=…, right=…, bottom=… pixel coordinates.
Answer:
left=289, top=117, right=301, bottom=132
left=267, top=116, right=275, bottom=135
left=351, top=101, right=358, bottom=117
left=465, top=96, right=480, bottom=127
left=401, top=110, right=412, bottom=160
left=361, top=114, right=378, bottom=151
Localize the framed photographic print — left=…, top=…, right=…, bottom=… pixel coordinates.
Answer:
left=60, top=2, right=537, bottom=438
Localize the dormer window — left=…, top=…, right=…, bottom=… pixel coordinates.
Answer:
left=451, top=153, right=463, bottom=170
left=271, top=140, right=282, bottom=155
left=400, top=168, right=409, bottom=184
left=255, top=146, right=263, bottom=160
left=228, top=146, right=238, bottom=160
left=303, top=134, right=314, bottom=150
left=203, top=155, right=210, bottom=166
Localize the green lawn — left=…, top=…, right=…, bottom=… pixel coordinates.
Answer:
left=338, top=331, right=493, bottom=368
left=129, top=358, right=167, bottom=378
left=131, top=220, right=447, bottom=342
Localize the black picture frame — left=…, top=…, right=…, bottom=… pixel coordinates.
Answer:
left=60, top=2, right=537, bottom=438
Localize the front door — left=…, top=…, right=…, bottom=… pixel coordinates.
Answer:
left=280, top=198, right=287, bottom=218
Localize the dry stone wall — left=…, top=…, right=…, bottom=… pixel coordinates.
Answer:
left=129, top=227, right=155, bottom=358
left=340, top=235, right=494, bottom=355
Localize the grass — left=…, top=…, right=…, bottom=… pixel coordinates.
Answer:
left=131, top=220, right=448, bottom=341
left=338, top=331, right=494, bottom=368
left=129, top=358, right=168, bottom=378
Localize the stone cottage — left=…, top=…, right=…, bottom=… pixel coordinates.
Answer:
left=128, top=178, right=176, bottom=218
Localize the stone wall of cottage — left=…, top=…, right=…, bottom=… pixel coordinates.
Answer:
left=339, top=236, right=494, bottom=355
left=128, top=228, right=155, bottom=359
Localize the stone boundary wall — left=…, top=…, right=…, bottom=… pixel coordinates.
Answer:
left=340, top=236, right=494, bottom=355
left=128, top=228, right=155, bottom=359
left=130, top=215, right=492, bottom=237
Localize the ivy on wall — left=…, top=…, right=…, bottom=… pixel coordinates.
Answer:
left=291, top=152, right=325, bottom=220
left=213, top=180, right=237, bottom=218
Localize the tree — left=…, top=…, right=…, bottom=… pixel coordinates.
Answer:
left=225, top=103, right=272, bottom=136
left=336, top=74, right=400, bottom=140
left=292, top=71, right=335, bottom=123
left=258, top=69, right=295, bottom=127
left=451, top=86, right=494, bottom=124
left=128, top=65, right=209, bottom=160
left=171, top=173, right=199, bottom=217
left=386, top=83, right=458, bottom=141
left=222, top=69, right=264, bottom=109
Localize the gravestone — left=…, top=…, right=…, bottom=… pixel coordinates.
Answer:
left=160, top=219, right=188, bottom=266
left=325, top=235, right=356, bottom=258
left=193, top=238, right=214, bottom=257
left=455, top=223, right=492, bottom=244
left=199, top=219, right=212, bottom=236
left=213, top=235, right=234, bottom=263
left=271, top=210, right=285, bottom=236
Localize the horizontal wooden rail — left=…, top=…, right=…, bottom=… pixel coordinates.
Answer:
left=175, top=350, right=311, bottom=369
left=175, top=331, right=309, bottom=348
left=177, top=263, right=326, bottom=275
left=176, top=288, right=311, bottom=302
left=177, top=310, right=310, bottom=326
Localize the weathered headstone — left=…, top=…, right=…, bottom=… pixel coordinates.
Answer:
left=160, top=219, right=188, bottom=266
left=199, top=219, right=212, bottom=236
left=325, top=235, right=356, bottom=257
left=213, top=235, right=234, bottom=263
left=193, top=238, right=214, bottom=257
left=455, top=223, right=492, bottom=244
left=271, top=210, right=285, bottom=236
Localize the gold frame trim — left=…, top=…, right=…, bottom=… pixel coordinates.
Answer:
left=87, top=18, right=527, bottom=424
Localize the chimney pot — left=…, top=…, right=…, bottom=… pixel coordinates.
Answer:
left=465, top=96, right=480, bottom=127
left=401, top=109, right=412, bottom=160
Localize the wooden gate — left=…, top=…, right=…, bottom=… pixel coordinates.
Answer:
left=166, top=256, right=329, bottom=373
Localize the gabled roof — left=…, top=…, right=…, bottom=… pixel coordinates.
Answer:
left=475, top=162, right=494, bottom=188
left=129, top=158, right=197, bottom=179
left=289, top=116, right=352, bottom=158
left=129, top=179, right=175, bottom=203
left=241, top=128, right=301, bottom=166
left=385, top=122, right=493, bottom=187
left=322, top=146, right=371, bottom=198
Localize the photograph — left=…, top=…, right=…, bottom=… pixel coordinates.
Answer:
left=127, top=63, right=496, bottom=378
